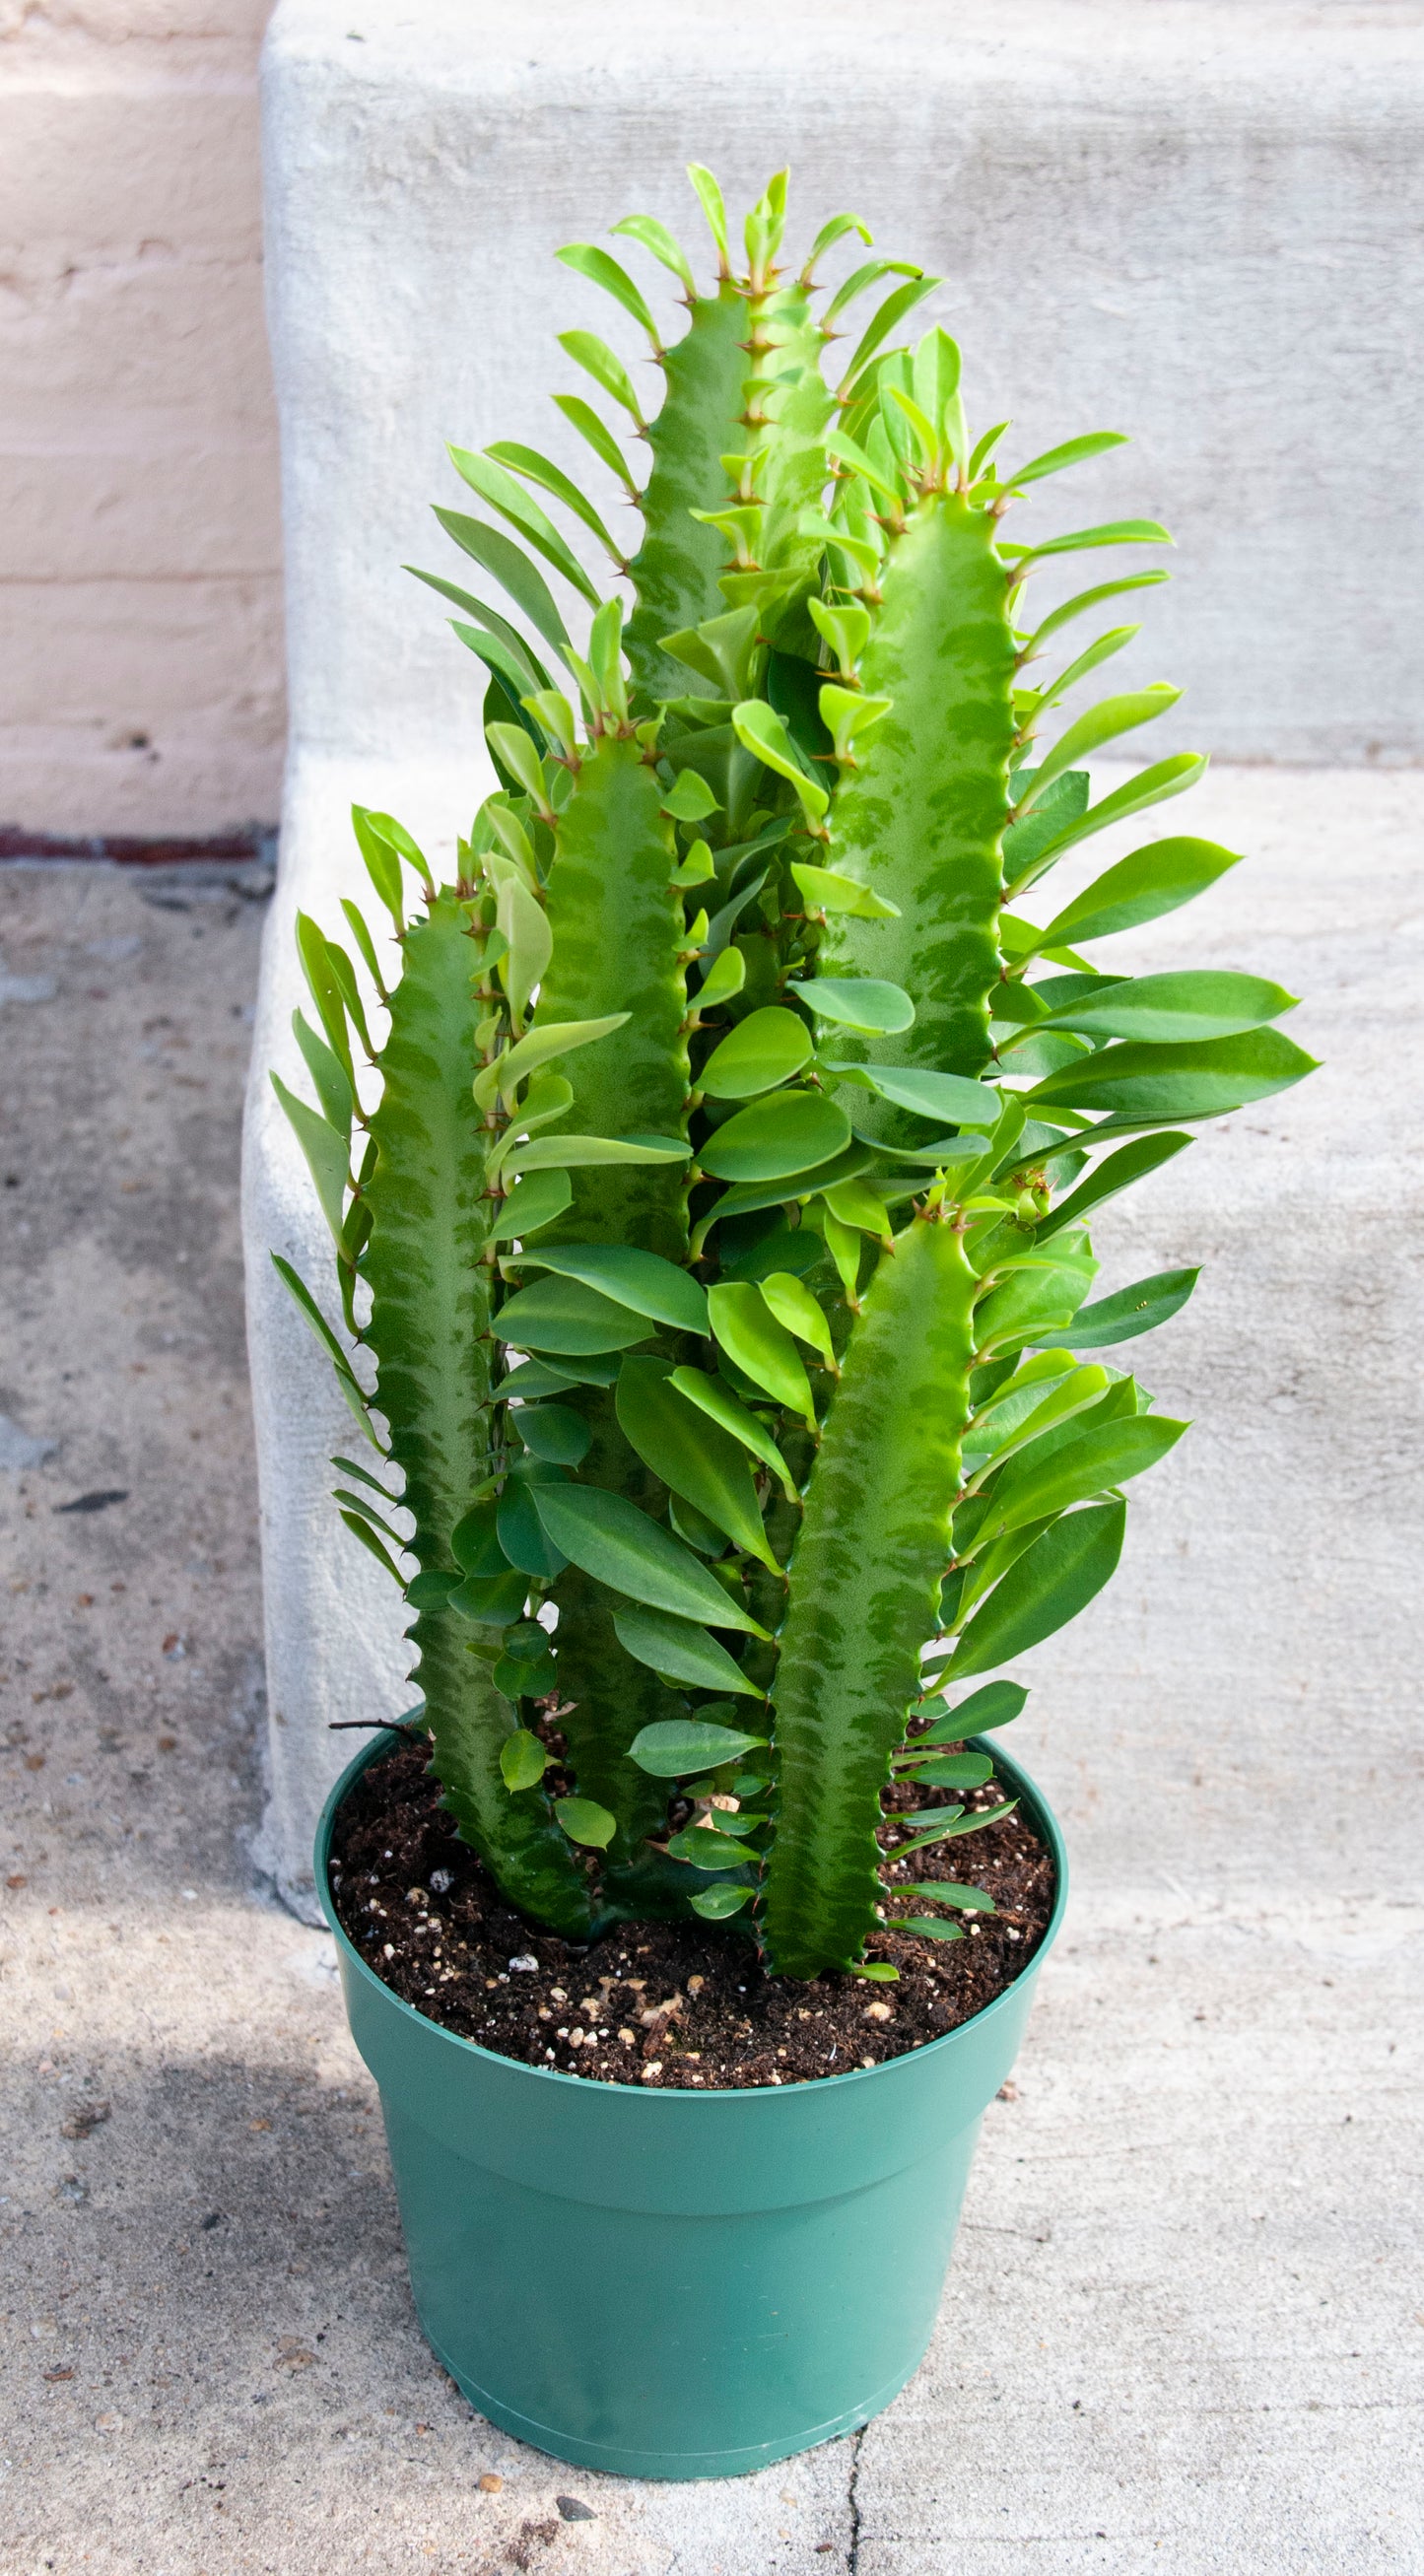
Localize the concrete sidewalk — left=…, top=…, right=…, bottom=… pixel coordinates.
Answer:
left=1, top=847, right=1421, bottom=2573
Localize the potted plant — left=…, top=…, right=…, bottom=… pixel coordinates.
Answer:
left=273, top=168, right=1313, bottom=2478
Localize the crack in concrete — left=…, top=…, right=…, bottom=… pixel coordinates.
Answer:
left=847, top=2424, right=866, bottom=2571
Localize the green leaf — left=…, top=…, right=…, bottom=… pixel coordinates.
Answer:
left=495, top=1274, right=653, bottom=1355
left=557, top=240, right=661, bottom=345
left=757, top=1271, right=835, bottom=1368
left=921, top=1678, right=1030, bottom=1739
left=825, top=1062, right=997, bottom=1126
left=973, top=1254, right=1097, bottom=1357
left=485, top=860, right=552, bottom=1026
left=405, top=568, right=554, bottom=684
left=551, top=392, right=640, bottom=495
left=503, top=1617, right=556, bottom=1664
left=450, top=1498, right=509, bottom=1578
left=946, top=1502, right=1126, bottom=1675
left=890, top=1798, right=1018, bottom=1852
left=666, top=1367, right=798, bottom=1498
left=1019, top=570, right=1171, bottom=657
left=340, top=897, right=388, bottom=999
left=975, top=1413, right=1185, bottom=1546
left=512, top=1242, right=708, bottom=1333
left=1006, top=430, right=1128, bottom=487
left=1024, top=624, right=1140, bottom=712
left=892, top=1750, right=995, bottom=1788
left=527, top=1481, right=771, bottom=1635
left=837, top=273, right=941, bottom=391
left=730, top=700, right=829, bottom=822
left=1035, top=1131, right=1192, bottom=1241
left=1028, top=1028, right=1318, bottom=1120
left=666, top=1826, right=756, bottom=1871
left=483, top=1171, right=574, bottom=1243
left=448, top=1570, right=530, bottom=1625
left=629, top=1715, right=769, bottom=1776
left=292, top=1009, right=354, bottom=1136
left=557, top=327, right=646, bottom=427
left=962, top=1364, right=1110, bottom=1479
left=503, top=1130, right=691, bottom=1175
left=1011, top=518, right=1172, bottom=569
left=1005, top=754, right=1209, bottom=894
left=1057, top=1266, right=1200, bottom=1348
left=432, top=508, right=573, bottom=652
left=610, top=210, right=697, bottom=295
left=485, top=721, right=551, bottom=810
left=698, top=1090, right=851, bottom=1184
left=883, top=1916, right=965, bottom=1941
left=821, top=1178, right=895, bottom=1237
left=454, top=624, right=552, bottom=728
left=660, top=768, right=721, bottom=821
left=493, top=1646, right=554, bottom=1696
left=339, top=1508, right=406, bottom=1585
left=501, top=1729, right=551, bottom=1791
left=1037, top=970, right=1297, bottom=1044
left=691, top=1883, right=755, bottom=1919
left=555, top=1796, right=618, bottom=1849
left=701, top=1805, right=767, bottom=1838
left=701, top=1006, right=814, bottom=1100
left=295, top=912, right=355, bottom=1077
left=331, top=1452, right=396, bottom=1500
left=499, top=1470, right=569, bottom=1577
left=405, top=1569, right=460, bottom=1609
left=790, top=861, right=901, bottom=921
left=271, top=1074, right=349, bottom=1243
left=887, top=1879, right=996, bottom=1912
left=1037, top=837, right=1243, bottom=949
left=791, top=978, right=915, bottom=1034
left=270, top=1253, right=354, bottom=1379
left=707, top=1284, right=816, bottom=1423
left=669, top=1493, right=726, bottom=1554
left=613, top=1605, right=765, bottom=1696
left=616, top=1357, right=776, bottom=1564
left=448, top=444, right=601, bottom=607
left=1019, top=687, right=1181, bottom=808
left=351, top=803, right=405, bottom=924
left=513, top=1401, right=592, bottom=1465
left=695, top=949, right=746, bottom=1010
left=485, top=439, right=627, bottom=565
left=501, top=1353, right=619, bottom=1396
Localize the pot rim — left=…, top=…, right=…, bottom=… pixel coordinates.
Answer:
left=315, top=1723, right=1067, bottom=2104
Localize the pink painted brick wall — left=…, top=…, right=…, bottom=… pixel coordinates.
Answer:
left=0, top=0, right=282, bottom=836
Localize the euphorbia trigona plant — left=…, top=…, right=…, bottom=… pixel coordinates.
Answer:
left=274, top=169, right=1312, bottom=1984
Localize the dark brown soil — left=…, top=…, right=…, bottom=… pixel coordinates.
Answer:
left=327, top=1738, right=1055, bottom=2090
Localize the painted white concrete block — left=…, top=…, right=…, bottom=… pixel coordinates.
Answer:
left=248, top=0, right=1422, bottom=1912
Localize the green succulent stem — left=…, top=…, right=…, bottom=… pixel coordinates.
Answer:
left=759, top=1213, right=977, bottom=1978
left=819, top=491, right=1016, bottom=1090
left=361, top=892, right=592, bottom=1928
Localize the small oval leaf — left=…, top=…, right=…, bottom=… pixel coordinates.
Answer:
left=699, top=1090, right=850, bottom=1184
left=555, top=1796, right=618, bottom=1849
left=613, top=1606, right=765, bottom=1697
left=500, top=1729, right=550, bottom=1791
left=791, top=977, right=915, bottom=1034
left=700, top=1007, right=814, bottom=1101
left=513, top=1401, right=592, bottom=1465
left=706, top=1285, right=816, bottom=1422
left=495, top=1275, right=652, bottom=1355
left=629, top=1717, right=770, bottom=1777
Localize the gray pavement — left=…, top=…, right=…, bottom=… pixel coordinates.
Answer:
left=1, top=836, right=1421, bottom=2574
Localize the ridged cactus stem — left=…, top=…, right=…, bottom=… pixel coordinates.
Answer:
left=759, top=1213, right=977, bottom=1978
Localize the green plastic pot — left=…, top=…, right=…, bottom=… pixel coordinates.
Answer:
left=316, top=1729, right=1065, bottom=2480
